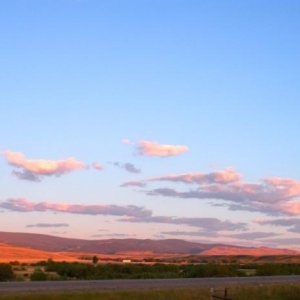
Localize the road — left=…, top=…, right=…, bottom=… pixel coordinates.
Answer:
left=0, top=276, right=300, bottom=294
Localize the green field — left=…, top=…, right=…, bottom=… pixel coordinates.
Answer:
left=1, top=284, right=300, bottom=300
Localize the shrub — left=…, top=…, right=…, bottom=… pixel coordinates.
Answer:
left=30, top=269, right=48, bottom=281
left=0, top=263, right=14, bottom=281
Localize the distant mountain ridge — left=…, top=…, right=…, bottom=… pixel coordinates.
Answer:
left=0, top=231, right=211, bottom=253
left=0, top=231, right=297, bottom=256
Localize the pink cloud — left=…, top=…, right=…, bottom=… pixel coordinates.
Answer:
left=121, top=215, right=246, bottom=231
left=145, top=180, right=300, bottom=216
left=256, top=217, right=300, bottom=233
left=123, top=168, right=300, bottom=216
left=279, top=201, right=300, bottom=215
left=26, top=223, right=69, bottom=228
left=120, top=180, right=146, bottom=188
left=121, top=168, right=241, bottom=188
left=0, top=198, right=246, bottom=232
left=3, top=151, right=87, bottom=181
left=122, top=138, right=132, bottom=145
left=0, top=198, right=152, bottom=218
left=137, top=140, right=188, bottom=157
left=150, top=168, right=241, bottom=185
left=264, top=178, right=300, bottom=197
left=92, top=162, right=103, bottom=170
left=228, top=231, right=279, bottom=240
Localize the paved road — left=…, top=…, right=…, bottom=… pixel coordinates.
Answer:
left=0, top=276, right=300, bottom=294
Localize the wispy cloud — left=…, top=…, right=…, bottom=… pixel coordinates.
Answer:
left=123, top=140, right=188, bottom=157
left=257, top=218, right=300, bottom=233
left=261, top=237, right=300, bottom=246
left=120, top=180, right=146, bottom=188
left=161, top=230, right=219, bottom=237
left=26, top=223, right=69, bottom=228
left=120, top=215, right=246, bottom=232
left=92, top=162, right=103, bottom=171
left=149, top=168, right=240, bottom=184
left=3, top=151, right=87, bottom=181
left=12, top=170, right=41, bottom=182
left=121, top=168, right=240, bottom=187
left=162, top=230, right=280, bottom=241
left=229, top=231, right=279, bottom=240
left=124, top=168, right=300, bottom=216
left=91, top=233, right=135, bottom=238
left=0, top=198, right=152, bottom=218
left=121, top=138, right=132, bottom=145
left=137, top=140, right=188, bottom=157
left=113, top=162, right=141, bottom=174
left=0, top=198, right=246, bottom=233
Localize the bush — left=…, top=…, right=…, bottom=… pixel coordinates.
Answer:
left=256, top=263, right=300, bottom=276
left=30, top=269, right=48, bottom=281
left=0, top=263, right=14, bottom=281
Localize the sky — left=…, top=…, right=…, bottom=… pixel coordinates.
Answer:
left=1, top=0, right=300, bottom=250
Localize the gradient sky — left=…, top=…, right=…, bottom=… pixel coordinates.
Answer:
left=1, top=0, right=300, bottom=249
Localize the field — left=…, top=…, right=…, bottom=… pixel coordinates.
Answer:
left=1, top=284, right=300, bottom=300
left=9, top=260, right=300, bottom=282
left=2, top=260, right=300, bottom=283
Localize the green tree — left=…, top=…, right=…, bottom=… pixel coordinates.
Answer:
left=92, top=256, right=99, bottom=265
left=0, top=263, right=14, bottom=281
left=30, top=269, right=48, bottom=281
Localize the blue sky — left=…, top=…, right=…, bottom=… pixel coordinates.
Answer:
left=0, top=0, right=300, bottom=249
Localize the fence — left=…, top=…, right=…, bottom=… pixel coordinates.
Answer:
left=210, top=287, right=232, bottom=300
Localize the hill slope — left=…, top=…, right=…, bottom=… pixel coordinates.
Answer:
left=0, top=231, right=297, bottom=256
left=0, top=231, right=210, bottom=254
left=201, top=246, right=298, bottom=256
left=0, top=243, right=76, bottom=262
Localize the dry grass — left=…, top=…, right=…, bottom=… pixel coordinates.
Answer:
left=1, top=284, right=300, bottom=300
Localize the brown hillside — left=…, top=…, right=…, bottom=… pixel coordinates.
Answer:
left=200, top=246, right=299, bottom=256
left=0, top=231, right=298, bottom=257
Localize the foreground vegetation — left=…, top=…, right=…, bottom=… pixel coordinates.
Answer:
left=1, top=284, right=300, bottom=300
left=2, top=260, right=300, bottom=281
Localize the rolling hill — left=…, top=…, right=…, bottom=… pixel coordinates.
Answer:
left=0, top=243, right=76, bottom=262
left=0, top=231, right=298, bottom=259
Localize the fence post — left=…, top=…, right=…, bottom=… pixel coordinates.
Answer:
left=210, top=287, right=214, bottom=300
left=210, top=287, right=231, bottom=300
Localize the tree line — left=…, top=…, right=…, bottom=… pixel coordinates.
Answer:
left=2, top=261, right=300, bottom=281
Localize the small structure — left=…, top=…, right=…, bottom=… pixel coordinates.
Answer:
left=122, top=259, right=131, bottom=263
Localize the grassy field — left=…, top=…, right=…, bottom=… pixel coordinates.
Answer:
left=1, top=284, right=300, bottom=300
